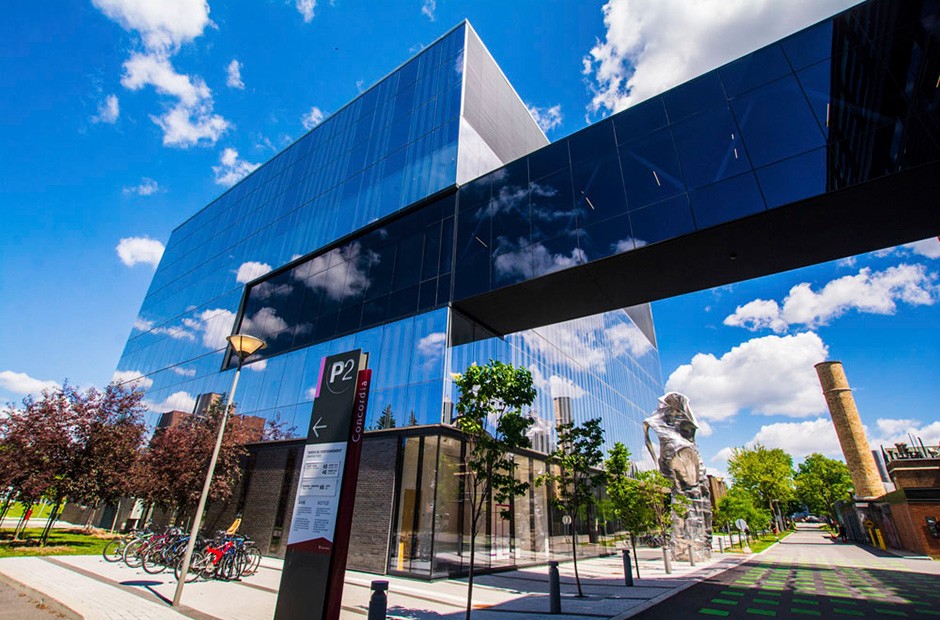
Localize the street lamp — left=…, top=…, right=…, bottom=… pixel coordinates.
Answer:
left=172, top=333, right=266, bottom=606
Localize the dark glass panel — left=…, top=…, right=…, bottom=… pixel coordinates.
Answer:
left=663, top=72, right=726, bottom=121
left=453, top=206, right=490, bottom=299
left=492, top=239, right=532, bottom=285
left=365, top=240, right=395, bottom=300
left=335, top=301, right=362, bottom=335
left=689, top=172, right=765, bottom=229
left=731, top=74, right=826, bottom=168
left=387, top=113, right=413, bottom=152
left=394, top=80, right=417, bottom=118
left=531, top=233, right=582, bottom=278
left=458, top=171, right=490, bottom=212
left=720, top=44, right=792, bottom=97
left=488, top=159, right=531, bottom=246
left=393, top=232, right=423, bottom=290
left=437, top=273, right=451, bottom=305
left=902, top=113, right=940, bottom=168
left=672, top=106, right=751, bottom=189
left=612, top=96, right=668, bottom=144
left=387, top=285, right=419, bottom=320
left=527, top=139, right=570, bottom=180
left=439, top=216, right=454, bottom=274
left=577, top=214, right=632, bottom=261
left=826, top=120, right=905, bottom=189
left=361, top=295, right=389, bottom=328
left=421, top=222, right=442, bottom=281
left=418, top=278, right=437, bottom=310
left=314, top=264, right=347, bottom=316
left=572, top=154, right=628, bottom=226
left=568, top=120, right=617, bottom=164
left=313, top=312, right=338, bottom=341
left=530, top=169, right=575, bottom=242
left=628, top=195, right=695, bottom=246
left=755, top=148, right=827, bottom=209
left=620, top=127, right=685, bottom=210
left=781, top=19, right=835, bottom=71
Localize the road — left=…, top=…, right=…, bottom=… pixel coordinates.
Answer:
left=634, top=524, right=940, bottom=619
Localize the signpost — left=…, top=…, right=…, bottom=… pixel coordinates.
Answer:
left=274, top=350, right=372, bottom=620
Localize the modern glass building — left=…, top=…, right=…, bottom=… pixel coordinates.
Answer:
left=116, top=22, right=663, bottom=577
left=116, top=0, right=940, bottom=577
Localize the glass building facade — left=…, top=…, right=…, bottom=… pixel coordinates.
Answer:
left=116, top=0, right=938, bottom=577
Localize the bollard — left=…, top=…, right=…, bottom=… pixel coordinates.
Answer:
left=718, top=537, right=724, bottom=553
left=662, top=547, right=672, bottom=574
left=368, top=580, right=388, bottom=620
left=622, top=549, right=634, bottom=587
left=548, top=561, right=561, bottom=614
left=688, top=544, right=695, bottom=567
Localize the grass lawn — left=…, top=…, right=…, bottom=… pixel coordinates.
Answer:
left=1, top=502, right=61, bottom=520
left=0, top=527, right=115, bottom=558
left=721, top=530, right=794, bottom=554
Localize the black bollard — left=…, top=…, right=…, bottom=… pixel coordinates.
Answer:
left=548, top=560, right=561, bottom=614
left=622, top=549, right=634, bottom=586
left=368, top=580, right=389, bottom=620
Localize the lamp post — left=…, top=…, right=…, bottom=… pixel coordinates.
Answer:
left=172, top=333, right=266, bottom=607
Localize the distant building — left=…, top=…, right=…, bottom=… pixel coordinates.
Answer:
left=707, top=475, right=728, bottom=510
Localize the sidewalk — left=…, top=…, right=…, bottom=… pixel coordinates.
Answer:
left=0, top=546, right=748, bottom=620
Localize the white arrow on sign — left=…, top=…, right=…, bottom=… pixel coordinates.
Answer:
left=311, top=417, right=327, bottom=438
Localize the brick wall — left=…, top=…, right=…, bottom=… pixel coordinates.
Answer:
left=347, top=435, right=399, bottom=573
left=890, top=501, right=940, bottom=556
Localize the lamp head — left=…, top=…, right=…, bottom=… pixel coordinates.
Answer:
left=227, top=334, right=266, bottom=361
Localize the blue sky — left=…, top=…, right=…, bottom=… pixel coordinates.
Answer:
left=1, top=0, right=938, bottom=477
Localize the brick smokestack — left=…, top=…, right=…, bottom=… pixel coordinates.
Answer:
left=814, top=361, right=886, bottom=499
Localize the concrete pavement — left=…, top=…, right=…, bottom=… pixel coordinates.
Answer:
left=0, top=543, right=747, bottom=619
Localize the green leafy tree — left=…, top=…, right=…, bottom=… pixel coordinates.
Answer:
left=407, top=411, right=418, bottom=426
left=606, top=443, right=652, bottom=577
left=539, top=418, right=605, bottom=596
left=727, top=443, right=795, bottom=530
left=453, top=361, right=536, bottom=620
left=714, top=486, right=771, bottom=531
left=795, top=453, right=854, bottom=519
left=374, top=404, right=396, bottom=430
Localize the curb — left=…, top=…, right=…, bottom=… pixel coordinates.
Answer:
left=0, top=570, right=82, bottom=620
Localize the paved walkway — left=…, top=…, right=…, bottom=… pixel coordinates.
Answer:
left=0, top=545, right=747, bottom=619
left=634, top=525, right=940, bottom=619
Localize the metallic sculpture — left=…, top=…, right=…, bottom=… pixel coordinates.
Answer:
left=643, top=392, right=712, bottom=561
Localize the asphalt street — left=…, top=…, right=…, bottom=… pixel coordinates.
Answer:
left=634, top=525, right=940, bottom=619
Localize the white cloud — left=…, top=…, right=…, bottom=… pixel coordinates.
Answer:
left=421, top=0, right=436, bottom=21
left=147, top=390, right=196, bottom=413
left=583, top=0, right=859, bottom=116
left=901, top=237, right=940, bottom=260
left=116, top=236, right=165, bottom=267
left=292, top=243, right=377, bottom=300
left=872, top=417, right=940, bottom=448
left=213, top=148, right=260, bottom=186
left=235, top=261, right=272, bottom=284
left=296, top=0, right=316, bottom=22
left=711, top=418, right=842, bottom=472
left=182, top=307, right=236, bottom=350
left=0, top=371, right=60, bottom=397
left=92, top=94, right=120, bottom=124
left=95, top=0, right=228, bottom=148
left=171, top=366, right=197, bottom=377
left=246, top=359, right=267, bottom=372
left=133, top=317, right=154, bottom=331
left=549, top=375, right=586, bottom=400
left=527, top=104, right=563, bottom=133
left=226, top=59, right=244, bottom=89
left=724, top=264, right=938, bottom=333
left=417, top=332, right=446, bottom=368
left=123, top=177, right=160, bottom=196
left=301, top=106, right=326, bottom=130
left=665, top=332, right=829, bottom=421
left=91, top=0, right=211, bottom=51
left=605, top=321, right=653, bottom=358
left=111, top=369, right=154, bottom=390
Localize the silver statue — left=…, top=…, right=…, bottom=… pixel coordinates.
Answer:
left=643, top=392, right=712, bottom=561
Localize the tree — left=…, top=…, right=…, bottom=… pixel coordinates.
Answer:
left=374, top=404, right=396, bottom=430
left=539, top=418, right=605, bottom=597
left=714, top=486, right=771, bottom=532
left=262, top=411, right=298, bottom=441
left=0, top=382, right=146, bottom=544
left=133, top=395, right=254, bottom=524
left=606, top=443, right=651, bottom=577
left=407, top=410, right=418, bottom=426
left=453, top=361, right=536, bottom=620
left=727, top=443, right=794, bottom=529
left=795, top=453, right=854, bottom=519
